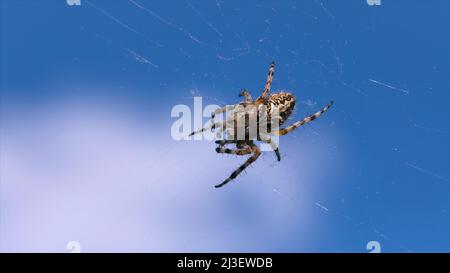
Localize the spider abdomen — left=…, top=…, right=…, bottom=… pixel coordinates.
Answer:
left=266, top=92, right=296, bottom=125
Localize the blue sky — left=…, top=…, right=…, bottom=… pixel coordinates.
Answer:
left=1, top=0, right=449, bottom=252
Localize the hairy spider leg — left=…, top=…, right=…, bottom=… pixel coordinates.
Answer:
left=215, top=145, right=252, bottom=156
left=215, top=139, right=237, bottom=146
left=188, top=121, right=224, bottom=137
left=259, top=134, right=281, bottom=161
left=215, top=144, right=261, bottom=188
left=274, top=101, right=334, bottom=136
left=239, top=89, right=253, bottom=103
left=256, top=61, right=275, bottom=103
left=211, top=105, right=236, bottom=119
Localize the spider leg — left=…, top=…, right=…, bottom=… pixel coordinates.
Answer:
left=211, top=105, right=235, bottom=119
left=215, top=144, right=261, bottom=188
left=209, top=120, right=228, bottom=138
left=215, top=139, right=236, bottom=146
left=260, top=135, right=281, bottom=161
left=273, top=101, right=334, bottom=136
left=239, top=89, right=253, bottom=103
left=189, top=121, right=223, bottom=136
left=215, top=145, right=252, bottom=156
left=256, top=61, right=275, bottom=102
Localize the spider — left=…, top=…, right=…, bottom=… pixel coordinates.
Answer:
left=189, top=62, right=333, bottom=188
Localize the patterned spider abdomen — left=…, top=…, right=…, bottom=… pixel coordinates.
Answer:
left=266, top=92, right=296, bottom=125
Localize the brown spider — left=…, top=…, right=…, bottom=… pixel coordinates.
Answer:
left=189, top=62, right=333, bottom=188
